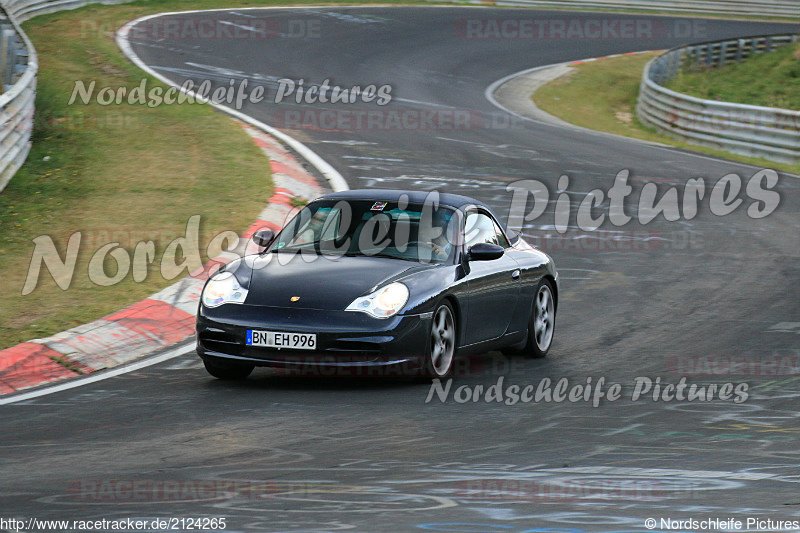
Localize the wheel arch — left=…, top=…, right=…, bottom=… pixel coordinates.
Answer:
left=439, top=294, right=463, bottom=350
left=542, top=274, right=558, bottom=313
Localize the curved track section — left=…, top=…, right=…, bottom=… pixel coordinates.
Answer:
left=3, top=8, right=800, bottom=531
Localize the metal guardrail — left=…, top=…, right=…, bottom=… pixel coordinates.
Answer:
left=6, top=0, right=130, bottom=23
left=636, top=34, right=800, bottom=165
left=0, top=8, right=34, bottom=192
left=0, top=0, right=132, bottom=192
left=488, top=0, right=800, bottom=19
left=492, top=0, right=800, bottom=19
left=0, top=20, right=27, bottom=89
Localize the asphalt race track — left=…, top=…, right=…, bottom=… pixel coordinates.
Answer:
left=3, top=7, right=800, bottom=532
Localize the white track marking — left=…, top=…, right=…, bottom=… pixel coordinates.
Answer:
left=485, top=60, right=800, bottom=177
left=116, top=10, right=349, bottom=193
left=394, top=97, right=453, bottom=108
left=218, top=20, right=267, bottom=35
left=0, top=344, right=193, bottom=406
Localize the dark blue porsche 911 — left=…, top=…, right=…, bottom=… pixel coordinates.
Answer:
left=196, top=189, right=558, bottom=380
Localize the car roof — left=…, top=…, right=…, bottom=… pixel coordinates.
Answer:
left=317, top=189, right=510, bottom=232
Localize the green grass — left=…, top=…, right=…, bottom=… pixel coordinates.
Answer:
left=665, top=41, right=800, bottom=110
left=535, top=53, right=663, bottom=140
left=533, top=52, right=800, bottom=175
left=289, top=196, right=309, bottom=209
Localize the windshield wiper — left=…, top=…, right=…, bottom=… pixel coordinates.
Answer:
left=343, top=251, right=417, bottom=262
left=269, top=246, right=320, bottom=254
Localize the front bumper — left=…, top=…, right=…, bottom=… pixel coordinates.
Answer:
left=196, top=304, right=430, bottom=375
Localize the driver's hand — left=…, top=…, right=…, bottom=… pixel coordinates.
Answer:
left=430, top=242, right=447, bottom=257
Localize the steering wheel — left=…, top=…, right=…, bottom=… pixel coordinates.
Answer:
left=406, top=240, right=447, bottom=260
left=406, top=240, right=434, bottom=251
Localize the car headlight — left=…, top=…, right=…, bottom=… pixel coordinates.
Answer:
left=202, top=272, right=249, bottom=308
left=346, top=282, right=409, bottom=319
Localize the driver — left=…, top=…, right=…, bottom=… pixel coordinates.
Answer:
left=423, top=209, right=455, bottom=262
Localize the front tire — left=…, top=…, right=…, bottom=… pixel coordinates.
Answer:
left=424, top=301, right=456, bottom=379
left=525, top=279, right=556, bottom=358
left=203, top=358, right=254, bottom=380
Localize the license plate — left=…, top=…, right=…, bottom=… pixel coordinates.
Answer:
left=247, top=330, right=316, bottom=350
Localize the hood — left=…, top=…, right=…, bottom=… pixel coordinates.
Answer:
left=238, top=253, right=432, bottom=310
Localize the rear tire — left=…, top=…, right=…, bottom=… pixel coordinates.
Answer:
left=424, top=301, right=456, bottom=380
left=524, top=279, right=556, bottom=358
left=203, top=358, right=254, bottom=380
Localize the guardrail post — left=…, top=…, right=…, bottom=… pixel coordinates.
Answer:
left=13, top=33, right=26, bottom=83
left=0, top=25, right=10, bottom=91
left=669, top=50, right=680, bottom=79
left=652, top=58, right=663, bottom=84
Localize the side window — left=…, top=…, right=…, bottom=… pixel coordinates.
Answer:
left=464, top=211, right=510, bottom=249
left=493, top=218, right=510, bottom=248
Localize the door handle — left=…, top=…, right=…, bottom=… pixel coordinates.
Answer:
left=511, top=269, right=520, bottom=280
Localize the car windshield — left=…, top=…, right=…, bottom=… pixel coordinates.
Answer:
left=270, top=199, right=459, bottom=263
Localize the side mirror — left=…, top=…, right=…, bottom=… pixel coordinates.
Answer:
left=467, top=242, right=504, bottom=261
left=252, top=228, right=275, bottom=248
